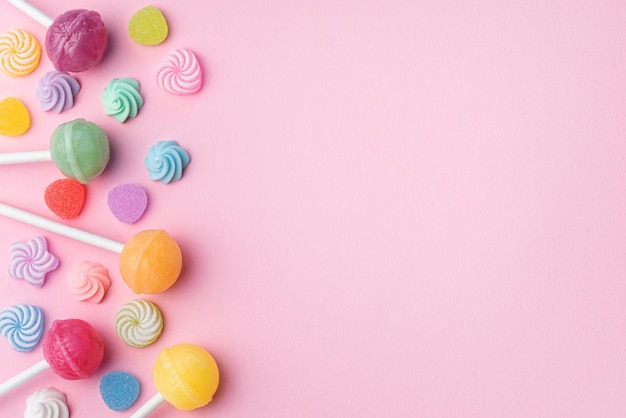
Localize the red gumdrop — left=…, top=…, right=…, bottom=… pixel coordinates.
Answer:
left=45, top=9, right=108, bottom=72
left=42, top=319, right=104, bottom=380
left=44, top=178, right=86, bottom=219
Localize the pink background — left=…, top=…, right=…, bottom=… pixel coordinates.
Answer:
left=1, top=0, right=626, bottom=416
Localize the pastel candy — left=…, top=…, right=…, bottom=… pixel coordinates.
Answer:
left=0, top=305, right=44, bottom=352
left=107, top=184, right=148, bottom=224
left=102, top=78, right=144, bottom=123
left=100, top=372, right=140, bottom=411
left=44, top=178, right=86, bottom=219
left=0, top=29, right=41, bottom=77
left=0, top=97, right=30, bottom=136
left=36, top=71, right=80, bottom=113
left=50, top=118, right=110, bottom=184
left=119, top=230, right=182, bottom=294
left=153, top=344, right=220, bottom=411
left=9, top=236, right=59, bottom=287
left=115, top=299, right=163, bottom=348
left=66, top=261, right=111, bottom=303
left=45, top=10, right=107, bottom=72
left=145, top=140, right=190, bottom=184
left=24, top=387, right=69, bottom=418
left=42, top=319, right=104, bottom=380
left=157, top=48, right=203, bottom=95
left=128, top=6, right=169, bottom=46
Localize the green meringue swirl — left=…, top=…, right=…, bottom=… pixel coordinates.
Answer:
left=101, top=78, right=144, bottom=122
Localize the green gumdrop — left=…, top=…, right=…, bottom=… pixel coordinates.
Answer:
left=50, top=119, right=110, bottom=184
left=128, top=6, right=169, bottom=46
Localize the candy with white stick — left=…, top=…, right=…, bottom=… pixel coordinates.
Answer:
left=130, top=344, right=219, bottom=417
left=0, top=118, right=109, bottom=184
left=0, top=202, right=182, bottom=294
left=5, top=0, right=108, bottom=72
left=0, top=318, right=103, bottom=396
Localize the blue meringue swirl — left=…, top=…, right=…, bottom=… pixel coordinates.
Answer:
left=0, top=304, right=44, bottom=352
left=144, top=140, right=190, bottom=184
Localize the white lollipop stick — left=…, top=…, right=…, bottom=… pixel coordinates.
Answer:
left=0, top=359, right=49, bottom=396
left=0, top=202, right=124, bottom=253
left=0, top=150, right=51, bottom=164
left=5, top=0, right=53, bottom=27
left=129, top=393, right=166, bottom=418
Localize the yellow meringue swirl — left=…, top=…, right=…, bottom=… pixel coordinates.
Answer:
left=0, top=29, right=41, bottom=77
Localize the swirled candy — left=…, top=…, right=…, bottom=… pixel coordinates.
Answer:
left=0, top=29, right=41, bottom=77
left=66, top=261, right=111, bottom=303
left=9, top=236, right=59, bottom=287
left=144, top=140, right=190, bottom=184
left=156, top=48, right=203, bottom=95
left=36, top=71, right=80, bottom=113
left=0, top=304, right=44, bottom=352
left=101, top=78, right=143, bottom=123
left=115, top=299, right=163, bottom=348
left=24, top=387, right=69, bottom=418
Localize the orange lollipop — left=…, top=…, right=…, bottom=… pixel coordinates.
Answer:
left=0, top=202, right=182, bottom=294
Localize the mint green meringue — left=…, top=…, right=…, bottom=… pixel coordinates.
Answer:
left=101, top=78, right=143, bottom=123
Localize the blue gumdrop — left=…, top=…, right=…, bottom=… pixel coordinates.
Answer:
left=99, top=371, right=141, bottom=411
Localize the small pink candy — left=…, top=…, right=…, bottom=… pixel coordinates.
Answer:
left=45, top=9, right=108, bottom=72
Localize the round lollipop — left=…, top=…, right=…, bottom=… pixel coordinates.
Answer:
left=130, top=344, right=220, bottom=417
left=0, top=202, right=182, bottom=294
left=5, top=0, right=107, bottom=72
left=0, top=118, right=110, bottom=184
left=0, top=319, right=104, bottom=396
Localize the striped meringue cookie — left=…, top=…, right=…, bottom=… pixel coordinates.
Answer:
left=156, top=48, right=203, bottom=95
left=66, top=261, right=111, bottom=303
left=0, top=304, right=44, bottom=352
left=115, top=299, right=163, bottom=348
left=36, top=71, right=80, bottom=113
left=0, top=29, right=41, bottom=77
left=9, top=236, right=59, bottom=287
left=24, top=387, right=69, bottom=418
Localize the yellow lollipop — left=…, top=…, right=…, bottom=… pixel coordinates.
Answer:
left=130, top=344, right=219, bottom=417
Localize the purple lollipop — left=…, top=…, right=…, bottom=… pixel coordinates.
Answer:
left=6, top=1, right=107, bottom=72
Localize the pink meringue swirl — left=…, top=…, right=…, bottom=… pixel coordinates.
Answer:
left=66, top=261, right=111, bottom=303
left=9, top=236, right=59, bottom=287
left=156, top=48, right=203, bottom=95
left=36, top=71, right=80, bottom=113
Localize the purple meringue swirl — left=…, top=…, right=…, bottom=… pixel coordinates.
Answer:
left=36, top=71, right=80, bottom=113
left=9, top=236, right=59, bottom=287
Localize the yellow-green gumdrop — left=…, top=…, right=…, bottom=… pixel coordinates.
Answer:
left=128, top=6, right=169, bottom=46
left=153, top=344, right=219, bottom=411
left=0, top=97, right=30, bottom=137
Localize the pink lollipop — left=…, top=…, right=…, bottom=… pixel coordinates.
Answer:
left=0, top=319, right=104, bottom=395
left=6, top=0, right=107, bottom=72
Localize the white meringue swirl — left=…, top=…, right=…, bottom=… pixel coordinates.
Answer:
left=24, top=387, right=69, bottom=418
left=115, top=299, right=163, bottom=348
left=156, top=48, right=203, bottom=95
